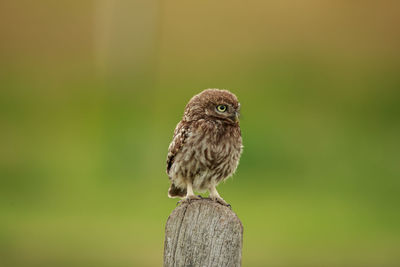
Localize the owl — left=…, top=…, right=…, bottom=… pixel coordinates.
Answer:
left=166, top=89, right=243, bottom=206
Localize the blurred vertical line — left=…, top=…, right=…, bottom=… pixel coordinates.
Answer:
left=153, top=0, right=165, bottom=90
left=93, top=0, right=115, bottom=76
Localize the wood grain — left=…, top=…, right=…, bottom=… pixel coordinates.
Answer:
left=164, top=198, right=243, bottom=267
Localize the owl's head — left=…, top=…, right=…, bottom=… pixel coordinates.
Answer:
left=184, top=89, right=240, bottom=124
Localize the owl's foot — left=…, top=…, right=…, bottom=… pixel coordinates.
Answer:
left=209, top=186, right=231, bottom=208
left=176, top=194, right=202, bottom=206
left=210, top=196, right=231, bottom=208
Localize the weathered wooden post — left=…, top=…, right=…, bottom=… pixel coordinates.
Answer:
left=164, top=198, right=243, bottom=267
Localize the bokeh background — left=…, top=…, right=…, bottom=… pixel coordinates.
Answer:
left=1, top=1, right=400, bottom=266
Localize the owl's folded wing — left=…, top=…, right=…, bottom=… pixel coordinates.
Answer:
left=166, top=121, right=190, bottom=176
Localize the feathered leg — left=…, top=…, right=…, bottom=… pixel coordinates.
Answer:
left=176, top=181, right=201, bottom=205
left=209, top=185, right=230, bottom=207
left=185, top=181, right=202, bottom=201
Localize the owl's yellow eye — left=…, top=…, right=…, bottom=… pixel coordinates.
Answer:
left=216, top=105, right=227, bottom=112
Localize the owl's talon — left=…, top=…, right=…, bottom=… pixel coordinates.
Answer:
left=187, top=195, right=202, bottom=202
left=177, top=194, right=201, bottom=206
left=210, top=196, right=230, bottom=207
left=176, top=199, right=187, bottom=206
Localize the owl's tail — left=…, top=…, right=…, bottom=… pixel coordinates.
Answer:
left=168, top=183, right=187, bottom=198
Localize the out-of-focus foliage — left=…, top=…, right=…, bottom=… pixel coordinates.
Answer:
left=1, top=1, right=399, bottom=266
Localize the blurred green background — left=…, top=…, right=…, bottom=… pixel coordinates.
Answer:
left=1, top=1, right=400, bottom=266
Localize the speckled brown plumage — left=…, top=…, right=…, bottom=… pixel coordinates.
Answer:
left=166, top=89, right=243, bottom=206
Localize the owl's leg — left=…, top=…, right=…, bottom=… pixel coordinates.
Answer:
left=177, top=181, right=201, bottom=205
left=185, top=181, right=202, bottom=201
left=209, top=186, right=230, bottom=207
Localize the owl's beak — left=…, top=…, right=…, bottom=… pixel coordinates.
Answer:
left=230, top=112, right=239, bottom=123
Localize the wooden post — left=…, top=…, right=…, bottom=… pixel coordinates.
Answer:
left=164, top=198, right=243, bottom=267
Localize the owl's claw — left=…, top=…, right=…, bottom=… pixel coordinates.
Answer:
left=210, top=196, right=231, bottom=208
left=177, top=194, right=202, bottom=206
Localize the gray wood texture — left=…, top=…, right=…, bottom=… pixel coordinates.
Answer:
left=164, top=198, right=243, bottom=267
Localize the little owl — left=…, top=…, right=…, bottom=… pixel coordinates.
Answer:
left=166, top=89, right=243, bottom=206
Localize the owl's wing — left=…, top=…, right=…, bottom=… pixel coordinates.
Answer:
left=166, top=121, right=189, bottom=176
